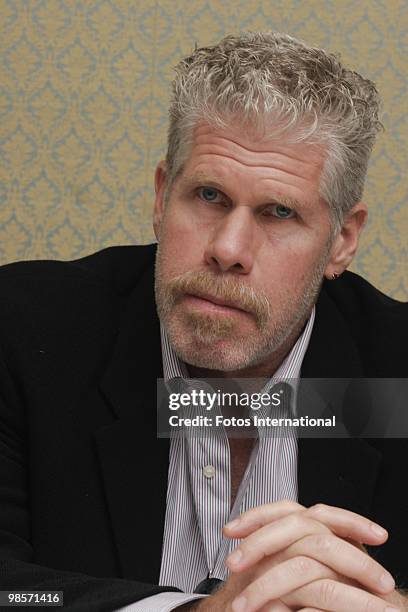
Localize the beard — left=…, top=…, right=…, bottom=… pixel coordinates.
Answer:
left=154, top=241, right=329, bottom=372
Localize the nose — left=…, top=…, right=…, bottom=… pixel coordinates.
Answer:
left=204, top=206, right=256, bottom=274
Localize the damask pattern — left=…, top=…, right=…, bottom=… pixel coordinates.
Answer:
left=0, top=0, right=406, bottom=298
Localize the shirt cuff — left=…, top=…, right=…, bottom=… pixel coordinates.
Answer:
left=116, top=591, right=207, bottom=611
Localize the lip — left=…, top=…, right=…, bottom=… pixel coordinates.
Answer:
left=184, top=292, right=249, bottom=315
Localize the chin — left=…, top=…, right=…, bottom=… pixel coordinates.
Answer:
left=163, top=310, right=293, bottom=374
left=167, top=326, right=265, bottom=372
left=176, top=343, right=250, bottom=372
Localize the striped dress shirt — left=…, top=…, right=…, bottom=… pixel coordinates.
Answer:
left=118, top=307, right=315, bottom=612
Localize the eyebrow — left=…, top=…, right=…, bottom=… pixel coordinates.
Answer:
left=180, top=172, right=308, bottom=210
left=180, top=172, right=224, bottom=191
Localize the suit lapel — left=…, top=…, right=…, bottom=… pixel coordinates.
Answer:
left=95, top=262, right=170, bottom=582
left=297, top=434, right=381, bottom=516
left=298, top=286, right=381, bottom=516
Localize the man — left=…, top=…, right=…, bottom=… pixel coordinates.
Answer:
left=0, top=31, right=406, bottom=611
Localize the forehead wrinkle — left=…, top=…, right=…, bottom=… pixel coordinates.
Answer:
left=192, top=152, right=313, bottom=185
left=192, top=144, right=320, bottom=182
left=194, top=130, right=324, bottom=167
left=195, top=128, right=280, bottom=156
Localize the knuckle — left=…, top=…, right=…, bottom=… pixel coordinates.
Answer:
left=291, top=555, right=319, bottom=576
left=281, top=499, right=303, bottom=512
left=287, top=512, right=303, bottom=530
left=362, top=596, right=379, bottom=612
left=310, top=503, right=328, bottom=515
left=359, top=551, right=374, bottom=575
left=312, top=532, right=335, bottom=553
left=254, top=571, right=271, bottom=596
left=316, top=578, right=339, bottom=607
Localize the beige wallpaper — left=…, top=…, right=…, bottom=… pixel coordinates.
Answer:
left=0, top=0, right=406, bottom=299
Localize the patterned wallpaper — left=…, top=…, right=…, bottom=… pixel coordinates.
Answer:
left=0, top=0, right=406, bottom=299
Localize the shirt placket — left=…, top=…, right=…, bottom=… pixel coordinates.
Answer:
left=186, top=386, right=231, bottom=578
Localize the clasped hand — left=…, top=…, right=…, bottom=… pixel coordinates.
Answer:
left=195, top=501, right=405, bottom=612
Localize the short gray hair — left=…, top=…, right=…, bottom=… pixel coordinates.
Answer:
left=165, top=31, right=383, bottom=230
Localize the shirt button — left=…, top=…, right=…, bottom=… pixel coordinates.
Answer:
left=203, top=464, right=216, bottom=479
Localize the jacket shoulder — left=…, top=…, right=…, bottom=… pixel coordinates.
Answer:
left=0, top=245, right=157, bottom=356
left=324, top=270, right=407, bottom=319
left=323, top=271, right=408, bottom=372
left=0, top=244, right=157, bottom=296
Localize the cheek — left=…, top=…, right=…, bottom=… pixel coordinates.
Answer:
left=158, top=214, right=206, bottom=276
left=258, top=237, right=326, bottom=287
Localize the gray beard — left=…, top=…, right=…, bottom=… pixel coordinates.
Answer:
left=154, top=242, right=328, bottom=372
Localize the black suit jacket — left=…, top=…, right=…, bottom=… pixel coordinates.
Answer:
left=0, top=244, right=406, bottom=611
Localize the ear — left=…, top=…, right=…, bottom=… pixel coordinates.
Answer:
left=153, top=161, right=167, bottom=241
left=324, top=202, right=368, bottom=279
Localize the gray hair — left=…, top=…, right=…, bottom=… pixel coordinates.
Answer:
left=165, top=31, right=383, bottom=231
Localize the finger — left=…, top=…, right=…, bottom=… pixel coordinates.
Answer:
left=225, top=502, right=388, bottom=547
left=258, top=600, right=292, bottom=612
left=343, top=536, right=367, bottom=553
left=234, top=555, right=338, bottom=610
left=224, top=500, right=304, bottom=538
left=282, top=533, right=395, bottom=595
left=231, top=579, right=401, bottom=612
left=305, top=503, right=388, bottom=545
left=284, top=579, right=400, bottom=612
left=226, top=513, right=331, bottom=572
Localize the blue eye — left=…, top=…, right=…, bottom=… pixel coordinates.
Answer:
left=264, top=204, right=295, bottom=219
left=198, top=187, right=222, bottom=203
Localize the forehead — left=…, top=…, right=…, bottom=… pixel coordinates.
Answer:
left=178, top=123, right=327, bottom=205
left=183, top=123, right=326, bottom=176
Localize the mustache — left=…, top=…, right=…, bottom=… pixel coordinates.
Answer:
left=165, top=269, right=271, bottom=328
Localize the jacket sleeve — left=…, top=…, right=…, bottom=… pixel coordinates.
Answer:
left=0, top=350, right=179, bottom=612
